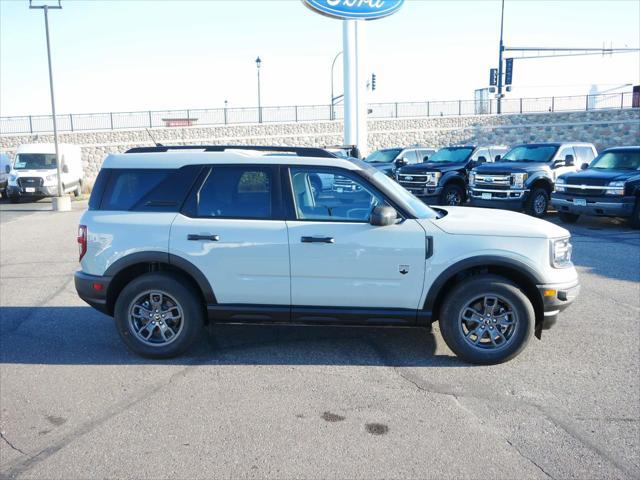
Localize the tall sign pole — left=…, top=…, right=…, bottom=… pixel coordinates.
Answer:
left=302, top=1, right=405, bottom=158
left=496, top=0, right=505, bottom=114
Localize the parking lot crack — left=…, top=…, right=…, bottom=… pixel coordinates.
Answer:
left=0, top=431, right=30, bottom=458
left=505, top=438, right=554, bottom=479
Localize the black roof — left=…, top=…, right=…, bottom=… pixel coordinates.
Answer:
left=125, top=145, right=337, bottom=158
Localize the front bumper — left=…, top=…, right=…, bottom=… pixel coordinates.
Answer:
left=399, top=184, right=442, bottom=200
left=468, top=187, right=529, bottom=210
left=7, top=185, right=58, bottom=197
left=537, top=280, right=580, bottom=330
left=75, top=271, right=112, bottom=316
left=551, top=193, right=635, bottom=218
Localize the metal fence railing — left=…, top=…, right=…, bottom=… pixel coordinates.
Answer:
left=0, top=92, right=636, bottom=135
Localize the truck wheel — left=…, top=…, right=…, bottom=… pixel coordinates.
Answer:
left=73, top=185, right=81, bottom=197
left=525, top=188, right=549, bottom=217
left=114, top=272, right=204, bottom=359
left=558, top=212, right=580, bottom=224
left=439, top=274, right=535, bottom=365
left=630, top=198, right=640, bottom=229
left=9, top=196, right=20, bottom=204
left=441, top=184, right=465, bottom=206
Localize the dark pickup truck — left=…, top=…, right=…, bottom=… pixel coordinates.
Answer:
left=469, top=143, right=598, bottom=217
left=552, top=146, right=640, bottom=228
left=396, top=145, right=508, bottom=206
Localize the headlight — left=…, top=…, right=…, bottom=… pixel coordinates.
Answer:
left=46, top=174, right=58, bottom=182
left=511, top=172, right=528, bottom=189
left=550, top=237, right=573, bottom=268
left=555, top=177, right=566, bottom=192
left=428, top=172, right=441, bottom=185
left=605, top=181, right=625, bottom=196
left=8, top=174, right=17, bottom=184
left=469, top=172, right=476, bottom=186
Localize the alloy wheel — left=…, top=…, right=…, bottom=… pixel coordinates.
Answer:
left=458, top=295, right=518, bottom=350
left=128, top=290, right=184, bottom=346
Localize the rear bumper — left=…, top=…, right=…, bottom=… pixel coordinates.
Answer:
left=551, top=193, right=635, bottom=217
left=537, top=280, right=580, bottom=330
left=75, top=271, right=112, bottom=316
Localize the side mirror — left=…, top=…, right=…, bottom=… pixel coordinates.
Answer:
left=5, top=165, right=10, bottom=174
left=477, top=156, right=487, bottom=164
left=423, top=156, right=429, bottom=162
left=494, top=155, right=501, bottom=162
left=370, top=205, right=397, bottom=227
left=62, top=164, right=69, bottom=173
left=395, top=158, right=407, bottom=167
left=581, top=163, right=589, bottom=170
left=564, top=154, right=575, bottom=166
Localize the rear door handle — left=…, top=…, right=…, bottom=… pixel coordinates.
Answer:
left=301, top=236, right=335, bottom=244
left=187, top=234, right=220, bottom=241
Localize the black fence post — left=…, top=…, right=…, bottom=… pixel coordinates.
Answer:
left=551, top=97, right=555, bottom=112
left=295, top=106, right=299, bottom=122
left=187, top=109, right=190, bottom=121
left=148, top=111, right=153, bottom=127
left=28, top=115, right=33, bottom=134
left=110, top=112, right=114, bottom=130
left=519, top=98, right=522, bottom=114
left=395, top=102, right=398, bottom=118
left=69, top=114, right=74, bottom=132
left=458, top=100, right=462, bottom=116
left=621, top=92, right=624, bottom=109
left=426, top=101, right=430, bottom=117
left=585, top=95, right=590, bottom=111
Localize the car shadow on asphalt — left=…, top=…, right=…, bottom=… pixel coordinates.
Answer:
left=0, top=306, right=469, bottom=367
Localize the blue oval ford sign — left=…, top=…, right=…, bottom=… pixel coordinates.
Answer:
left=302, top=0, right=404, bottom=20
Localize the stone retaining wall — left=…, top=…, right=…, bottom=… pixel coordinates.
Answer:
left=1, top=108, right=638, bottom=182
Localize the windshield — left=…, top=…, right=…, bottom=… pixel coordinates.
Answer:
left=502, top=145, right=558, bottom=163
left=426, top=147, right=474, bottom=163
left=14, top=153, right=57, bottom=170
left=590, top=151, right=640, bottom=170
left=372, top=171, right=437, bottom=219
left=364, top=149, right=402, bottom=164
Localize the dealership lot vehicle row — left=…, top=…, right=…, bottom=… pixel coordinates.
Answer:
left=0, top=200, right=638, bottom=479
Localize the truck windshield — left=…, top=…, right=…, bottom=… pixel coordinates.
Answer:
left=13, top=154, right=57, bottom=170
left=364, top=149, right=402, bottom=164
left=501, top=145, right=558, bottom=163
left=590, top=151, right=640, bottom=170
left=426, top=147, right=474, bottom=163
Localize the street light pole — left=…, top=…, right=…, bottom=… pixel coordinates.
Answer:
left=30, top=0, right=67, bottom=210
left=330, top=51, right=343, bottom=120
left=256, top=57, right=262, bottom=123
left=496, top=0, right=505, bottom=114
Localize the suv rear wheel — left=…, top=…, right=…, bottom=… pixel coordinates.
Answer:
left=439, top=274, right=535, bottom=364
left=525, top=188, right=549, bottom=217
left=114, top=272, right=204, bottom=358
left=440, top=183, right=465, bottom=206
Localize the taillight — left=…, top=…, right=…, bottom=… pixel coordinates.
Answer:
left=77, top=225, right=87, bottom=261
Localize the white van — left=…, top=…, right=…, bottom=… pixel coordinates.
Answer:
left=6, top=144, right=83, bottom=203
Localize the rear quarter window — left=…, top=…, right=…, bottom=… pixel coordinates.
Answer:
left=100, top=169, right=172, bottom=211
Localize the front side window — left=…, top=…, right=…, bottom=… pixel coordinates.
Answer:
left=290, top=167, right=385, bottom=222
left=196, top=166, right=273, bottom=219
left=590, top=151, right=640, bottom=170
left=502, top=145, right=558, bottom=163
left=13, top=153, right=57, bottom=170
left=427, top=147, right=475, bottom=163
left=364, top=149, right=402, bottom=164
left=557, top=146, right=576, bottom=161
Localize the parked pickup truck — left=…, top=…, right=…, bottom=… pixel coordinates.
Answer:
left=396, top=145, right=509, bottom=206
left=552, top=146, right=640, bottom=228
left=469, top=142, right=598, bottom=217
left=364, top=146, right=438, bottom=178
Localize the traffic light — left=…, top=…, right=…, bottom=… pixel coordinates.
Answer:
left=489, top=68, right=498, bottom=86
left=505, top=58, right=514, bottom=85
left=371, top=73, right=377, bottom=91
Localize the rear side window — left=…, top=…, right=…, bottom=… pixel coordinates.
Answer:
left=191, top=166, right=274, bottom=219
left=101, top=169, right=171, bottom=211
left=575, top=146, right=596, bottom=165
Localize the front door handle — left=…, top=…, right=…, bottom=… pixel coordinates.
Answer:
left=187, top=234, right=220, bottom=242
left=301, top=236, right=335, bottom=244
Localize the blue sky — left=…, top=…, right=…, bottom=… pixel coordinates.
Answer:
left=1, top=0, right=638, bottom=116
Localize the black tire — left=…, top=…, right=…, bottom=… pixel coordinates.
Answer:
left=558, top=211, right=580, bottom=224
left=73, top=184, right=81, bottom=198
left=438, top=274, right=535, bottom=365
left=440, top=183, right=465, bottom=206
left=114, top=272, right=204, bottom=359
left=9, top=196, right=19, bottom=204
left=524, top=188, right=549, bottom=217
left=630, top=198, right=640, bottom=229
left=0, top=190, right=6, bottom=200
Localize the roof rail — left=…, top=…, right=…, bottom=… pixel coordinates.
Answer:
left=124, top=145, right=337, bottom=158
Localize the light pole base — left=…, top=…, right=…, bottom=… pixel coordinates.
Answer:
left=52, top=195, right=72, bottom=212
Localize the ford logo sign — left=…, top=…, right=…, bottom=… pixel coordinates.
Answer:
left=302, top=0, right=405, bottom=20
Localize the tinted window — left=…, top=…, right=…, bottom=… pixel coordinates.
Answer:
left=364, top=149, right=402, bottom=164
left=196, top=166, right=273, bottom=219
left=290, top=167, right=385, bottom=222
left=101, top=169, right=171, bottom=211
left=14, top=153, right=57, bottom=170
left=502, top=145, right=558, bottom=163
left=590, top=151, right=640, bottom=170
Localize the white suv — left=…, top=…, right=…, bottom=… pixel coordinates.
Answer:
left=75, top=146, right=580, bottom=364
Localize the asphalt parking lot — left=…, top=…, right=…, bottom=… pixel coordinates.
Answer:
left=1, top=198, right=639, bottom=480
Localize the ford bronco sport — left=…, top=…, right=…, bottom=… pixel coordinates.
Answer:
left=75, top=145, right=579, bottom=364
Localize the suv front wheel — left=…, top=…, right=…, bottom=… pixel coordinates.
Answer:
left=114, top=272, right=204, bottom=358
left=439, top=274, right=535, bottom=364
